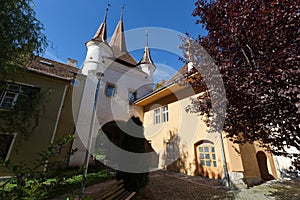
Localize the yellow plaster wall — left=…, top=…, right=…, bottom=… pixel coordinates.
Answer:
left=142, top=89, right=279, bottom=181
left=144, top=93, right=226, bottom=178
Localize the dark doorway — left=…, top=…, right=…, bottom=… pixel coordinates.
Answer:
left=256, top=151, right=274, bottom=181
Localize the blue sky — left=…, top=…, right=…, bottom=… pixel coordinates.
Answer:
left=33, top=0, right=206, bottom=83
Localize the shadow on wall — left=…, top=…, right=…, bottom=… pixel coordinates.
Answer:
left=161, top=130, right=195, bottom=175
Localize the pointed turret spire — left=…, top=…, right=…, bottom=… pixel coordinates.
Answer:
left=139, top=33, right=154, bottom=64
left=109, top=5, right=127, bottom=53
left=93, top=5, right=109, bottom=42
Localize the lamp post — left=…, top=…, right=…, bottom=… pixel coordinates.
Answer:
left=80, top=72, right=104, bottom=199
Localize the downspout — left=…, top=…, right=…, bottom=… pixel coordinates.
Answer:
left=219, top=132, right=231, bottom=187
left=44, top=84, right=68, bottom=172
left=50, top=84, right=68, bottom=144
left=80, top=72, right=103, bottom=199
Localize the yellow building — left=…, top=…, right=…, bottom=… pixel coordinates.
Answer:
left=135, top=65, right=280, bottom=187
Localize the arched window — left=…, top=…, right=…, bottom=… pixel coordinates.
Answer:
left=197, top=143, right=217, bottom=168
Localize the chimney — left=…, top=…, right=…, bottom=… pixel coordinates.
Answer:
left=67, top=58, right=78, bottom=68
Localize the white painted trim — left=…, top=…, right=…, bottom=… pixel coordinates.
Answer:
left=5, top=80, right=36, bottom=88
left=50, top=85, right=68, bottom=144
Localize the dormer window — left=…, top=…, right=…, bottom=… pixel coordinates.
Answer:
left=39, top=60, right=53, bottom=66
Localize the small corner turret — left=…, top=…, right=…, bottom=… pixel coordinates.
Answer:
left=137, top=34, right=156, bottom=79
left=82, top=6, right=112, bottom=75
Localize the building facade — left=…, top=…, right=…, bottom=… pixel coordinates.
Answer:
left=66, top=7, right=287, bottom=187
left=69, top=9, right=156, bottom=166
left=0, top=56, right=83, bottom=175
left=135, top=68, right=280, bottom=186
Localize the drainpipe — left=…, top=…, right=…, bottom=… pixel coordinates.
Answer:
left=50, top=85, right=68, bottom=144
left=218, top=132, right=230, bottom=187
left=44, top=84, right=68, bottom=172
left=80, top=72, right=104, bottom=199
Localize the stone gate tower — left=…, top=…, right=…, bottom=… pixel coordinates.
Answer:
left=69, top=7, right=156, bottom=166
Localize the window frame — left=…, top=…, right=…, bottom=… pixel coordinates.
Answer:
left=153, top=105, right=169, bottom=125
left=162, top=106, right=169, bottom=122
left=198, top=145, right=217, bottom=168
left=105, top=83, right=116, bottom=97
left=0, top=133, right=17, bottom=162
left=0, top=82, right=39, bottom=110
left=128, top=90, right=137, bottom=104
left=166, top=141, right=176, bottom=159
left=154, top=108, right=161, bottom=124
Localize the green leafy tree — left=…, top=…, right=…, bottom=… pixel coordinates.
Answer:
left=0, top=0, right=47, bottom=80
left=184, top=0, right=299, bottom=169
left=0, top=0, right=48, bottom=143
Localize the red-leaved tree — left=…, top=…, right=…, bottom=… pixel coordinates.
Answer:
left=185, top=0, right=299, bottom=170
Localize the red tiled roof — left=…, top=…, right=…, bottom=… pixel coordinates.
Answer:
left=117, top=52, right=137, bottom=66
left=27, top=56, right=80, bottom=80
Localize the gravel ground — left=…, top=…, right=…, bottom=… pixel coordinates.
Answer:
left=52, top=170, right=300, bottom=200
left=133, top=171, right=300, bottom=200
left=133, top=171, right=235, bottom=200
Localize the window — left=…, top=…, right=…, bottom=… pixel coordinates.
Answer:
left=153, top=106, right=169, bottom=124
left=0, top=133, right=16, bottom=161
left=199, top=146, right=217, bottom=167
left=105, top=84, right=116, bottom=97
left=162, top=106, right=168, bottom=122
left=0, top=83, right=39, bottom=109
left=167, top=141, right=176, bottom=159
left=129, top=91, right=137, bottom=104
left=154, top=109, right=160, bottom=124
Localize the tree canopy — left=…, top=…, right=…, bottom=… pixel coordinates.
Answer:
left=0, top=0, right=47, bottom=80
left=0, top=0, right=47, bottom=143
left=186, top=0, right=299, bottom=169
